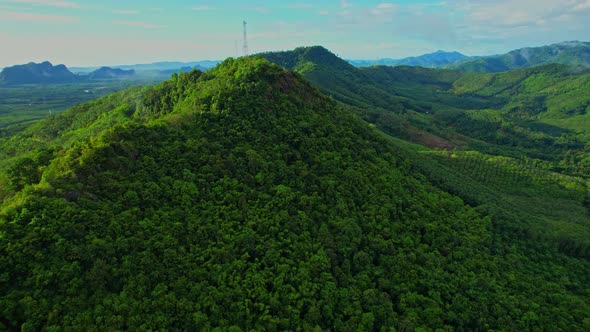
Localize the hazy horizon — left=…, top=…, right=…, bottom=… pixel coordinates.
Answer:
left=1, top=0, right=589, bottom=68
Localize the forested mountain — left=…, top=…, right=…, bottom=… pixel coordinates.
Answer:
left=1, top=55, right=589, bottom=330
left=87, top=67, right=135, bottom=80
left=449, top=41, right=590, bottom=72
left=0, top=61, right=79, bottom=85
left=349, top=50, right=470, bottom=68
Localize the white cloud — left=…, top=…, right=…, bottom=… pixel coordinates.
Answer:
left=341, top=0, right=352, bottom=8
left=115, top=21, right=165, bottom=29
left=369, top=2, right=397, bottom=17
left=376, top=3, right=395, bottom=9
left=288, top=4, right=313, bottom=9
left=252, top=7, right=272, bottom=14
left=573, top=0, right=590, bottom=10
left=456, top=0, right=588, bottom=28
left=6, top=0, right=79, bottom=8
left=335, top=2, right=397, bottom=25
left=112, top=10, right=138, bottom=15
left=192, top=5, right=215, bottom=11
left=429, top=0, right=590, bottom=55
left=0, top=10, right=78, bottom=22
left=251, top=30, right=322, bottom=39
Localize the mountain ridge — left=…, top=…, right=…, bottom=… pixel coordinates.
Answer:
left=349, top=50, right=471, bottom=68
left=0, top=61, right=212, bottom=85
left=449, top=40, right=590, bottom=72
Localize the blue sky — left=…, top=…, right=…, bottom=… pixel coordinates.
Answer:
left=0, top=0, right=589, bottom=67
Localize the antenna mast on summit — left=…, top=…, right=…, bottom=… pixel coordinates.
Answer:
left=242, top=20, right=249, bottom=56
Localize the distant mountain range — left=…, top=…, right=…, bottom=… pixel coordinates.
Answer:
left=448, top=41, right=590, bottom=72
left=70, top=61, right=219, bottom=74
left=0, top=62, right=137, bottom=85
left=0, top=61, right=215, bottom=85
left=348, top=50, right=472, bottom=68
left=349, top=41, right=590, bottom=73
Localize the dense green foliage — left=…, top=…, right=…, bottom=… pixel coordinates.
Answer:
left=1, top=55, right=589, bottom=330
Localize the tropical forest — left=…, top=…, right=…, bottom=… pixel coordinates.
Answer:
left=1, top=3, right=590, bottom=330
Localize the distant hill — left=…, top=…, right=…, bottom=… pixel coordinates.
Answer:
left=159, top=65, right=208, bottom=77
left=87, top=67, right=135, bottom=79
left=449, top=41, right=590, bottom=72
left=0, top=61, right=78, bottom=85
left=349, top=50, right=471, bottom=68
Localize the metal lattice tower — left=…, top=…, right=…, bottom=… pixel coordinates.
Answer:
left=242, top=21, right=249, bottom=56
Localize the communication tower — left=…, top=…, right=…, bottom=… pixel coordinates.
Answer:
left=242, top=21, right=249, bottom=56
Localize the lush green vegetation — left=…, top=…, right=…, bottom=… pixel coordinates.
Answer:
left=1, top=53, right=589, bottom=330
